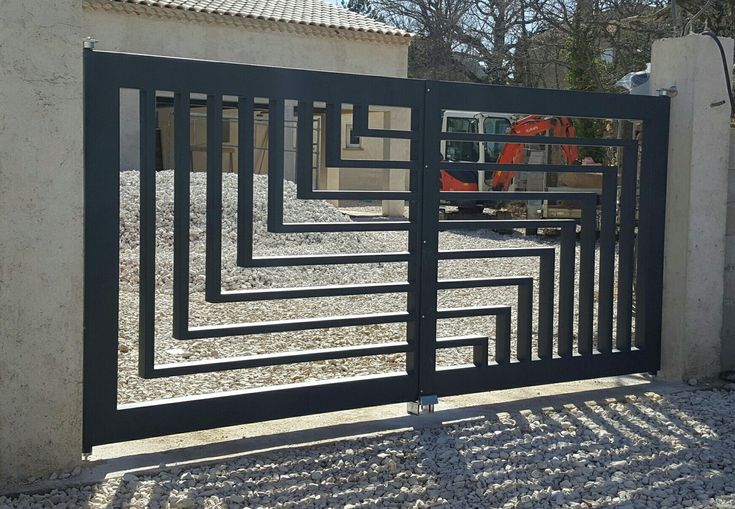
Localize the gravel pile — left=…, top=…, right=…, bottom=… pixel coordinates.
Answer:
left=114, top=170, right=608, bottom=404
left=4, top=387, right=735, bottom=508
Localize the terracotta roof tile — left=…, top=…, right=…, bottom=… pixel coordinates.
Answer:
left=110, top=0, right=411, bottom=37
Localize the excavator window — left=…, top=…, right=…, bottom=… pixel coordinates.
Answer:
left=483, top=117, right=511, bottom=162
left=445, top=117, right=479, bottom=162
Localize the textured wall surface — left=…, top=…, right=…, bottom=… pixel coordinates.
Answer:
left=651, top=35, right=733, bottom=381
left=0, top=0, right=84, bottom=486
left=82, top=7, right=409, bottom=76
left=722, top=131, right=735, bottom=372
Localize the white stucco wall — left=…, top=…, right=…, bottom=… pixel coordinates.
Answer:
left=0, top=0, right=84, bottom=486
left=82, top=6, right=409, bottom=76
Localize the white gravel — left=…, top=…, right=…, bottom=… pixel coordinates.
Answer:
left=4, top=387, right=735, bottom=508
left=115, top=170, right=609, bottom=404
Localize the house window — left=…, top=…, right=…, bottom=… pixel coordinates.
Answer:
left=345, top=124, right=361, bottom=149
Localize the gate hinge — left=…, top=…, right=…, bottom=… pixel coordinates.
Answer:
left=407, top=394, right=438, bottom=415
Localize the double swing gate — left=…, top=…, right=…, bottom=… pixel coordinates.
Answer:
left=83, top=49, right=669, bottom=451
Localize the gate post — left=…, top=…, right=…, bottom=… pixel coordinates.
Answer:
left=650, top=34, right=734, bottom=382
left=0, top=1, right=84, bottom=487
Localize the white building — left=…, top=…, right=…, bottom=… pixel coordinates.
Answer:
left=82, top=0, right=413, bottom=209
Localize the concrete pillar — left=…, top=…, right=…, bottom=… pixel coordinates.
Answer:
left=0, top=0, right=84, bottom=486
left=722, top=130, right=735, bottom=372
left=650, top=34, right=733, bottom=382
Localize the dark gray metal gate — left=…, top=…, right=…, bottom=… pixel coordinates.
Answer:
left=83, top=48, right=669, bottom=451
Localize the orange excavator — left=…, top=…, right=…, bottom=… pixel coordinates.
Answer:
left=440, top=115, right=579, bottom=194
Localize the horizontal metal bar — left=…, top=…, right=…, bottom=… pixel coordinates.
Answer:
left=272, top=221, right=411, bottom=233
left=437, top=276, right=532, bottom=290
left=89, top=50, right=427, bottom=108
left=429, top=78, right=664, bottom=121
left=299, top=190, right=413, bottom=200
left=440, top=191, right=598, bottom=202
left=441, top=132, right=633, bottom=147
left=325, top=102, right=417, bottom=170
left=439, top=247, right=555, bottom=260
left=184, top=311, right=411, bottom=339
left=441, top=162, right=617, bottom=173
left=435, top=349, right=653, bottom=397
left=437, top=305, right=511, bottom=319
left=353, top=127, right=417, bottom=140
left=215, top=282, right=412, bottom=302
left=351, top=104, right=417, bottom=139
left=239, top=252, right=410, bottom=268
left=326, top=159, right=416, bottom=170
left=150, top=342, right=410, bottom=377
left=436, top=335, right=489, bottom=348
left=438, top=335, right=489, bottom=368
left=439, top=219, right=577, bottom=230
left=95, top=373, right=414, bottom=447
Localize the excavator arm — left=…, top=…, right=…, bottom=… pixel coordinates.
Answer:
left=490, top=115, right=578, bottom=191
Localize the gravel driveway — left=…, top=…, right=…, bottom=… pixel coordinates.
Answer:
left=3, top=387, right=734, bottom=508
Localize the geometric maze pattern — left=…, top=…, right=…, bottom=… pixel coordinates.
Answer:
left=83, top=48, right=670, bottom=450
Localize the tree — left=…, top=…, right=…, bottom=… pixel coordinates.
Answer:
left=367, top=0, right=733, bottom=89
left=375, top=0, right=476, bottom=80
left=341, top=0, right=382, bottom=17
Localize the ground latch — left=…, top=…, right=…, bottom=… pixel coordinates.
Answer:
left=407, top=394, right=438, bottom=415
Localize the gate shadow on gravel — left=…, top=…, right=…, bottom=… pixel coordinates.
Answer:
left=87, top=381, right=667, bottom=476
left=7, top=383, right=734, bottom=508
left=68, top=384, right=733, bottom=509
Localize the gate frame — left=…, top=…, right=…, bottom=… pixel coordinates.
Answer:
left=83, top=48, right=669, bottom=452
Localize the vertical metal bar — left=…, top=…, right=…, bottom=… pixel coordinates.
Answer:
left=267, top=99, right=285, bottom=231
left=615, top=143, right=638, bottom=351
left=406, top=107, right=422, bottom=376
left=205, top=94, right=223, bottom=302
left=236, top=97, right=255, bottom=266
left=472, top=342, right=489, bottom=367
left=353, top=103, right=366, bottom=133
left=516, top=282, right=533, bottom=361
left=138, top=89, right=156, bottom=376
left=578, top=197, right=596, bottom=355
left=324, top=103, right=342, bottom=168
left=637, top=103, right=670, bottom=369
left=538, top=251, right=554, bottom=359
left=495, top=313, right=511, bottom=364
left=418, top=81, right=441, bottom=398
left=557, top=223, right=575, bottom=357
left=172, top=92, right=191, bottom=340
left=295, top=101, right=313, bottom=200
left=83, top=49, right=121, bottom=451
left=597, top=170, right=618, bottom=353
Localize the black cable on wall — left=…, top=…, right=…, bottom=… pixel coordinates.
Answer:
left=701, top=31, right=735, bottom=116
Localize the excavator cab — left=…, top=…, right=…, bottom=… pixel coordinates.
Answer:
left=439, top=111, right=513, bottom=194
left=440, top=112, right=579, bottom=197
